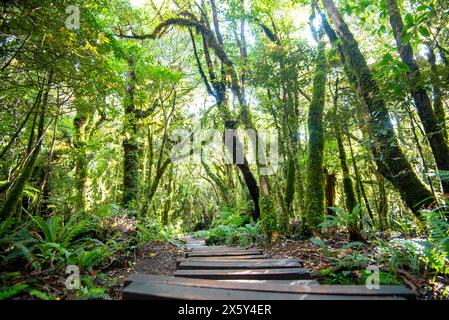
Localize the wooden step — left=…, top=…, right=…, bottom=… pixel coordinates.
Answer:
left=190, top=246, right=259, bottom=251
left=184, top=254, right=267, bottom=260
left=189, top=248, right=262, bottom=254
left=218, top=279, right=321, bottom=286
left=178, top=260, right=302, bottom=270
left=174, top=268, right=311, bottom=280
left=124, top=282, right=407, bottom=300
left=125, top=274, right=320, bottom=288
left=123, top=277, right=409, bottom=300
left=177, top=257, right=297, bottom=265
left=186, top=250, right=263, bottom=258
left=124, top=274, right=413, bottom=298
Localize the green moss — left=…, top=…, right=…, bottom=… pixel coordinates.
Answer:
left=304, top=40, right=328, bottom=231
left=259, top=194, right=277, bottom=239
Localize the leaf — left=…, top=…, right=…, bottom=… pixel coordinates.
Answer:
left=0, top=283, right=28, bottom=300
left=29, top=289, right=51, bottom=300
left=405, top=13, right=414, bottom=26
left=416, top=5, right=430, bottom=12
left=342, top=242, right=364, bottom=249
left=328, top=206, right=345, bottom=216
left=419, top=26, right=430, bottom=37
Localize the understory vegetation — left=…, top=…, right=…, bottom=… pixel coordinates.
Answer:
left=1, top=0, right=449, bottom=299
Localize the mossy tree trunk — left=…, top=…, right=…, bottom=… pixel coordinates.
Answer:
left=122, top=58, right=139, bottom=211
left=321, top=0, right=433, bottom=215
left=188, top=23, right=261, bottom=221
left=324, top=168, right=337, bottom=215
left=73, top=107, right=89, bottom=211
left=305, top=39, right=328, bottom=231
left=336, top=131, right=356, bottom=213
left=259, top=176, right=277, bottom=241
left=426, top=43, right=447, bottom=140
left=330, top=75, right=357, bottom=214
left=0, top=71, right=52, bottom=219
left=386, top=0, right=449, bottom=194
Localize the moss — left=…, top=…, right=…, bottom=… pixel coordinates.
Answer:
left=73, top=110, right=89, bottom=211
left=304, top=40, right=327, bottom=231
left=259, top=194, right=277, bottom=240
left=122, top=59, right=139, bottom=211
left=284, top=156, right=295, bottom=210
left=322, top=0, right=433, bottom=214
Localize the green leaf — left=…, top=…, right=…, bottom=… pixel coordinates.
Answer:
left=29, top=289, right=51, bottom=300
left=416, top=5, right=430, bottom=12
left=0, top=283, right=28, bottom=300
left=405, top=13, right=414, bottom=26
left=419, top=26, right=430, bottom=37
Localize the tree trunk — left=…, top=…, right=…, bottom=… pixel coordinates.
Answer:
left=321, top=0, right=433, bottom=215
left=305, top=39, right=327, bottom=231
left=331, top=74, right=357, bottom=213
left=0, top=72, right=52, bottom=219
left=122, top=58, right=139, bottom=210
left=162, top=166, right=174, bottom=225
left=324, top=168, right=337, bottom=215
left=426, top=43, right=447, bottom=139
left=336, top=131, right=356, bottom=213
left=73, top=107, right=89, bottom=211
left=386, top=0, right=449, bottom=194
left=189, top=25, right=261, bottom=220
left=375, top=172, right=388, bottom=230
left=347, top=134, right=374, bottom=222
left=259, top=176, right=277, bottom=240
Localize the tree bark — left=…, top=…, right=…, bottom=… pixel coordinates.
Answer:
left=426, top=43, right=447, bottom=139
left=0, top=71, right=52, bottom=219
left=190, top=24, right=261, bottom=220
left=324, top=168, right=337, bottom=215
left=386, top=0, right=449, bottom=194
left=305, top=39, right=327, bottom=231
left=122, top=58, right=139, bottom=210
left=73, top=107, right=89, bottom=211
left=321, top=0, right=433, bottom=215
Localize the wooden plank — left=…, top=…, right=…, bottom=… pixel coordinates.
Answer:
left=125, top=274, right=319, bottom=288
left=176, top=256, right=272, bottom=268
left=178, top=257, right=296, bottom=264
left=190, top=246, right=260, bottom=251
left=178, top=260, right=301, bottom=270
left=124, top=274, right=413, bottom=299
left=174, top=268, right=311, bottom=280
left=123, top=281, right=406, bottom=300
left=189, top=249, right=263, bottom=255
left=182, top=254, right=267, bottom=260
left=187, top=251, right=263, bottom=257
left=218, top=279, right=321, bottom=286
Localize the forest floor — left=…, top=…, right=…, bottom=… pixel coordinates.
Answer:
left=10, top=235, right=446, bottom=300
left=261, top=235, right=449, bottom=300
left=7, top=241, right=185, bottom=300
left=108, top=242, right=185, bottom=299
left=111, top=235, right=447, bottom=300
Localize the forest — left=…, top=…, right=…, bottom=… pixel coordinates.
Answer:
left=0, top=0, right=448, bottom=300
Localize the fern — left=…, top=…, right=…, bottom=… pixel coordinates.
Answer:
left=0, top=283, right=28, bottom=300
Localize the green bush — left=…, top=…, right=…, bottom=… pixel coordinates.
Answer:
left=375, top=202, right=449, bottom=276
left=203, top=213, right=260, bottom=246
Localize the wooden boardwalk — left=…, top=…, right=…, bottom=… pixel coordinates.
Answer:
left=123, top=239, right=415, bottom=300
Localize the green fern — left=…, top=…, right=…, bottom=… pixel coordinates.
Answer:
left=0, top=283, right=28, bottom=300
